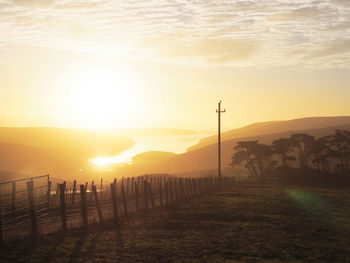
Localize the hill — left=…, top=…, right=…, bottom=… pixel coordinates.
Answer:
left=0, top=127, right=134, bottom=179
left=165, top=122, right=350, bottom=174
left=188, top=116, right=350, bottom=152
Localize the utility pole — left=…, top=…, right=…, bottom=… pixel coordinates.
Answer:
left=216, top=100, right=226, bottom=179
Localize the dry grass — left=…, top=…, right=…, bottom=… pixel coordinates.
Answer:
left=1, top=184, right=350, bottom=262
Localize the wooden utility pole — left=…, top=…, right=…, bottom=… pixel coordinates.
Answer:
left=216, top=100, right=226, bottom=179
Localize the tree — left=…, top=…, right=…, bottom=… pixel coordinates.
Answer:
left=289, top=133, right=315, bottom=168
left=231, top=141, right=259, bottom=177
left=231, top=141, right=275, bottom=176
left=322, top=130, right=350, bottom=171
left=272, top=138, right=292, bottom=168
left=254, top=143, right=275, bottom=174
left=310, top=137, right=330, bottom=172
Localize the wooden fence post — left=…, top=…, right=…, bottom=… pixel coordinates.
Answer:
left=27, top=180, right=38, bottom=240
left=47, top=181, right=52, bottom=208
left=165, top=181, right=169, bottom=206
left=72, top=180, right=76, bottom=205
left=159, top=182, right=163, bottom=206
left=126, top=177, right=129, bottom=196
left=131, top=177, right=134, bottom=195
left=92, top=185, right=104, bottom=225
left=11, top=182, right=16, bottom=212
left=148, top=183, right=155, bottom=209
left=59, top=184, right=67, bottom=236
left=80, top=185, right=88, bottom=229
left=179, top=179, right=184, bottom=201
left=169, top=180, right=174, bottom=203
left=0, top=203, right=3, bottom=247
left=135, top=181, right=139, bottom=211
left=121, top=184, right=128, bottom=216
left=110, top=181, right=119, bottom=226
left=174, top=179, right=178, bottom=202
left=100, top=178, right=103, bottom=199
left=143, top=181, right=148, bottom=210
left=90, top=181, right=94, bottom=200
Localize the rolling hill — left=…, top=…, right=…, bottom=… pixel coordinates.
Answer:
left=0, top=127, right=134, bottom=180
left=187, top=116, right=350, bottom=152
left=166, top=121, right=350, bottom=174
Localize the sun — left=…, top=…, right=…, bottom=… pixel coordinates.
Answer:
left=57, top=63, right=148, bottom=130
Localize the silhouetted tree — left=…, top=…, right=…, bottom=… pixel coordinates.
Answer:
left=289, top=133, right=315, bottom=168
left=272, top=138, right=293, bottom=168
left=254, top=143, right=275, bottom=174
left=310, top=137, right=330, bottom=172
left=322, top=130, right=350, bottom=171
left=231, top=141, right=259, bottom=177
left=231, top=130, right=350, bottom=177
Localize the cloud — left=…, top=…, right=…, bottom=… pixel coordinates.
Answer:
left=12, top=0, right=54, bottom=7
left=0, top=0, right=349, bottom=69
left=157, top=38, right=258, bottom=64
left=330, top=0, right=350, bottom=8
left=305, top=39, right=350, bottom=59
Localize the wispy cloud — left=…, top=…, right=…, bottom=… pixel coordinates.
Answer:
left=0, top=0, right=349, bottom=68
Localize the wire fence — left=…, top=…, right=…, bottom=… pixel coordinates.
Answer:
left=0, top=175, right=234, bottom=244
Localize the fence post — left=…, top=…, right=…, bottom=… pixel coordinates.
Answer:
left=179, top=179, right=184, bottom=201
left=59, top=184, right=67, bottom=236
left=135, top=181, right=139, bottom=211
left=148, top=183, right=155, bottom=209
left=80, top=185, right=88, bottom=229
left=174, top=179, right=178, bottom=202
left=0, top=203, right=3, bottom=247
left=47, top=181, right=52, bottom=208
left=27, top=180, right=38, bottom=240
left=169, top=180, right=174, bottom=203
left=126, top=177, right=129, bottom=196
left=11, top=182, right=16, bottom=212
left=165, top=181, right=169, bottom=206
left=121, top=183, right=128, bottom=216
left=72, top=180, right=76, bottom=205
left=159, top=182, right=163, bottom=206
left=144, top=181, right=148, bottom=210
left=56, top=183, right=59, bottom=205
left=100, top=178, right=103, bottom=199
left=90, top=181, right=94, bottom=200
left=110, top=181, right=119, bottom=226
left=92, top=185, right=104, bottom=225
left=131, top=177, right=135, bottom=195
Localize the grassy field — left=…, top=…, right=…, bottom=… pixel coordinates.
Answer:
left=2, top=184, right=350, bottom=262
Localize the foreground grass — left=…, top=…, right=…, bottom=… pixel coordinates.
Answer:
left=2, top=185, right=350, bottom=262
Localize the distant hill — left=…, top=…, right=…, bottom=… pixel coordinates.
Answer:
left=112, top=127, right=198, bottom=136
left=132, top=151, right=177, bottom=164
left=0, top=127, right=134, bottom=179
left=167, top=122, right=350, bottom=174
left=106, top=122, right=350, bottom=179
left=188, top=116, right=350, bottom=152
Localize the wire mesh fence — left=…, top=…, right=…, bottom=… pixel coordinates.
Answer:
left=0, top=175, right=234, bottom=244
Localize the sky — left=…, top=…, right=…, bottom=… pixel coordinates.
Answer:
left=0, top=0, right=350, bottom=132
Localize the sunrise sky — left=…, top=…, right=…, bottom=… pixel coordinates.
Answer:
left=1, top=0, right=350, bottom=131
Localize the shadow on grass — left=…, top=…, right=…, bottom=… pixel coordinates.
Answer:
left=68, top=231, right=102, bottom=263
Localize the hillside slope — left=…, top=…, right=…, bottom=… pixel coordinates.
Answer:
left=167, top=123, right=350, bottom=174
left=188, top=116, right=350, bottom=152
left=0, top=127, right=134, bottom=179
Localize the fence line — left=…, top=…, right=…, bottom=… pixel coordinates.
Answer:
left=0, top=175, right=234, bottom=244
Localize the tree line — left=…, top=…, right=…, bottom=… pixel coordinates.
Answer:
left=231, top=129, right=350, bottom=176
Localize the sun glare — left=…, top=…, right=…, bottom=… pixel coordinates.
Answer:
left=57, top=63, right=148, bottom=129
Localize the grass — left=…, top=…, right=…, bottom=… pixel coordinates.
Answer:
left=1, top=184, right=350, bottom=262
